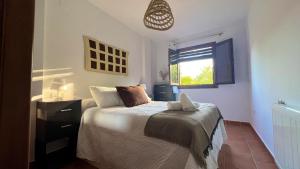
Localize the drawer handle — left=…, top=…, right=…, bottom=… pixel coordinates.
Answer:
left=60, top=108, right=73, bottom=112
left=61, top=124, right=72, bottom=128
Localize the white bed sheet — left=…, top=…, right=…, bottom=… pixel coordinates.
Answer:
left=77, top=102, right=227, bottom=169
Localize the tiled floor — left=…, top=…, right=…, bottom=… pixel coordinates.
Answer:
left=218, top=122, right=278, bottom=169
left=55, top=122, right=278, bottom=169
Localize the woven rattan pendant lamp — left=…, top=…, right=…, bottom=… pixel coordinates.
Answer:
left=144, top=0, right=174, bottom=31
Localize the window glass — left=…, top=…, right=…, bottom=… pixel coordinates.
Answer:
left=179, top=59, right=214, bottom=86
left=170, top=64, right=179, bottom=85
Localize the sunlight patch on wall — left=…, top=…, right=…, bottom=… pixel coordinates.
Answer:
left=31, top=68, right=75, bottom=101
left=31, top=95, right=43, bottom=101
left=32, top=72, right=74, bottom=82
left=32, top=68, right=72, bottom=73
left=42, top=83, right=75, bottom=102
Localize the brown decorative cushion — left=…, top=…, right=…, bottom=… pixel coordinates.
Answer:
left=116, top=86, right=150, bottom=107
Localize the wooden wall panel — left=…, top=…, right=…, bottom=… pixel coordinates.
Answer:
left=0, top=0, right=35, bottom=168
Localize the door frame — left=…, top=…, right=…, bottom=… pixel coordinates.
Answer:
left=0, top=0, right=35, bottom=168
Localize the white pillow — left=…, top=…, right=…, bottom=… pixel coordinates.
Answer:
left=89, top=86, right=124, bottom=108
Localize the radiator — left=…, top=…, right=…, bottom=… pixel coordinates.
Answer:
left=273, top=104, right=300, bottom=169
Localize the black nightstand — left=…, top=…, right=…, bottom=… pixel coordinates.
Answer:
left=35, top=99, right=82, bottom=169
left=153, top=84, right=179, bottom=101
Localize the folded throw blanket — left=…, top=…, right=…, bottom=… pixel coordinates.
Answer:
left=145, top=103, right=223, bottom=169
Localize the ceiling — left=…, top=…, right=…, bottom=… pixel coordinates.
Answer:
left=88, top=0, right=251, bottom=41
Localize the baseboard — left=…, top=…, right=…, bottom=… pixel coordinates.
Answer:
left=223, top=120, right=249, bottom=125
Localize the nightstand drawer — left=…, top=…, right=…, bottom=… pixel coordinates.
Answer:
left=46, top=121, right=76, bottom=141
left=153, top=84, right=179, bottom=101
left=48, top=108, right=75, bottom=122
left=154, top=84, right=173, bottom=92
left=37, top=100, right=81, bottom=122
left=154, top=94, right=176, bottom=101
left=155, top=92, right=173, bottom=98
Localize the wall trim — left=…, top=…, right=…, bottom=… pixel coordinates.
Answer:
left=223, top=120, right=249, bottom=125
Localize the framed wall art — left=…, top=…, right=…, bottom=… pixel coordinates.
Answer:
left=83, top=36, right=128, bottom=76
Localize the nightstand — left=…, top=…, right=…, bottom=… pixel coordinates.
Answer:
left=153, top=84, right=179, bottom=101
left=35, top=99, right=82, bottom=169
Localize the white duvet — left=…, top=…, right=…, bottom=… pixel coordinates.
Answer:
left=77, top=101, right=227, bottom=169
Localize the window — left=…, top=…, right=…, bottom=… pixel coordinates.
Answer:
left=169, top=39, right=234, bottom=88
left=169, top=42, right=216, bottom=88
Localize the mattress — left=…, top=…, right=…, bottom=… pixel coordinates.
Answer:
left=77, top=101, right=227, bottom=169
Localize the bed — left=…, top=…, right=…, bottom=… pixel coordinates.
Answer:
left=77, top=100, right=227, bottom=169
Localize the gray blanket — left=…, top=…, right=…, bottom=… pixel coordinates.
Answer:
left=144, top=103, right=223, bottom=169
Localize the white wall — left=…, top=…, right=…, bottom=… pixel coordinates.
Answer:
left=43, top=0, right=153, bottom=98
left=30, top=0, right=46, bottom=161
left=248, top=0, right=300, bottom=154
left=152, top=20, right=251, bottom=122
left=30, top=0, right=153, bottom=161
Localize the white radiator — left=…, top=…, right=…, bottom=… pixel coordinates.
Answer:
left=273, top=104, right=300, bottom=169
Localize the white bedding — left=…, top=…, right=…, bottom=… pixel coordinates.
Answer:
left=77, top=101, right=227, bottom=169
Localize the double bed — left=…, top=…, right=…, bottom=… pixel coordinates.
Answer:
left=77, top=101, right=227, bottom=169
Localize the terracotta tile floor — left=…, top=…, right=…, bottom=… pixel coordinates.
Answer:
left=218, top=122, right=278, bottom=169
left=59, top=122, right=278, bottom=169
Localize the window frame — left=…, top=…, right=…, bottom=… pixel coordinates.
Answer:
left=169, top=42, right=218, bottom=89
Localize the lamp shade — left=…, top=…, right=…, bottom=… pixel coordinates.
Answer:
left=144, top=0, right=174, bottom=31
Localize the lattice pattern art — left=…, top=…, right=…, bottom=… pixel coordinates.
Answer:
left=83, top=36, right=128, bottom=76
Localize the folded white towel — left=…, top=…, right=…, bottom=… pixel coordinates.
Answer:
left=180, top=93, right=199, bottom=111
left=167, top=101, right=182, bottom=111
left=193, top=102, right=200, bottom=108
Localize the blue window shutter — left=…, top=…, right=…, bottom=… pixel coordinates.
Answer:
left=215, top=39, right=235, bottom=84
left=169, top=49, right=179, bottom=85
